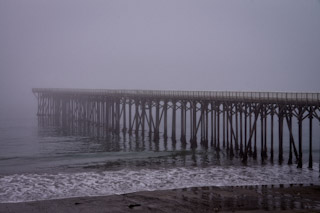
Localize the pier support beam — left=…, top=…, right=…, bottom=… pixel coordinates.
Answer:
left=309, top=107, right=313, bottom=169
left=163, top=101, right=168, bottom=139
left=171, top=101, right=176, bottom=140
left=297, top=107, right=303, bottom=168
left=278, top=106, right=284, bottom=164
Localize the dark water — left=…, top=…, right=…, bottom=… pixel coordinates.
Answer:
left=0, top=114, right=319, bottom=203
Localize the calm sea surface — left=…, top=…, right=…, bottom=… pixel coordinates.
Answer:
left=0, top=114, right=319, bottom=203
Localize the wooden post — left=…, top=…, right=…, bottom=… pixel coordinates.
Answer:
left=288, top=108, right=293, bottom=165
left=230, top=107, right=234, bottom=156
left=297, top=106, right=303, bottom=168
left=211, top=102, right=214, bottom=146
left=149, top=100, right=153, bottom=137
left=111, top=101, right=114, bottom=133
left=226, top=104, right=230, bottom=150
left=181, top=101, right=186, bottom=142
left=270, top=105, right=274, bottom=161
left=135, top=100, right=140, bottom=135
left=141, top=100, right=146, bottom=136
left=106, top=101, right=110, bottom=133
left=242, top=105, right=260, bottom=162
left=190, top=101, right=193, bottom=143
left=223, top=104, right=226, bottom=148
left=260, top=106, right=264, bottom=160
left=253, top=105, right=257, bottom=159
left=122, top=99, right=127, bottom=132
left=244, top=104, right=247, bottom=155
left=264, top=107, right=268, bottom=157
left=163, top=101, right=168, bottom=139
left=278, top=107, right=284, bottom=164
left=205, top=103, right=209, bottom=144
left=172, top=101, right=176, bottom=140
left=217, top=104, right=220, bottom=150
left=128, top=100, right=132, bottom=134
left=200, top=102, right=205, bottom=143
left=116, top=99, right=120, bottom=135
left=308, top=107, right=313, bottom=169
left=192, top=101, right=197, bottom=144
left=97, top=100, right=101, bottom=137
left=213, top=103, right=217, bottom=148
left=248, top=104, right=252, bottom=154
left=235, top=104, right=239, bottom=150
left=154, top=100, right=160, bottom=140
left=239, top=105, right=243, bottom=156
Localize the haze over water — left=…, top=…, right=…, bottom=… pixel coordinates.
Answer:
left=0, top=111, right=319, bottom=202
left=1, top=0, right=320, bottom=203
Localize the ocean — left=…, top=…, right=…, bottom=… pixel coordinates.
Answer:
left=0, top=112, right=319, bottom=203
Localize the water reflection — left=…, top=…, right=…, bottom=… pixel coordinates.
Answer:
left=37, top=118, right=309, bottom=174
left=172, top=184, right=320, bottom=212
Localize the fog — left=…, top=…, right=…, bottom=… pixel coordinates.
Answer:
left=1, top=0, right=320, bottom=117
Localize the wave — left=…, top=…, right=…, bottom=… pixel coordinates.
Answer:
left=0, top=163, right=319, bottom=203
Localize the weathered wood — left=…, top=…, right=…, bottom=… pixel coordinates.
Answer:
left=223, top=105, right=226, bottom=148
left=181, top=101, right=186, bottom=142
left=216, top=104, right=220, bottom=150
left=260, top=106, right=264, bottom=160
left=163, top=101, right=167, bottom=139
left=154, top=100, right=160, bottom=140
left=235, top=104, right=239, bottom=150
left=297, top=107, right=303, bottom=168
left=278, top=107, right=284, bottom=164
left=172, top=101, right=176, bottom=140
left=309, top=107, right=313, bottom=169
left=240, top=106, right=243, bottom=156
left=141, top=101, right=146, bottom=136
left=270, top=105, right=274, bottom=161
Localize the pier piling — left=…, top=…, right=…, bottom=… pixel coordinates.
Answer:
left=33, top=88, right=320, bottom=168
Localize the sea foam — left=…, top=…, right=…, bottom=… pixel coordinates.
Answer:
left=0, top=163, right=319, bottom=203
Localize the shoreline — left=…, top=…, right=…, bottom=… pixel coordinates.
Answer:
left=1, top=184, right=320, bottom=212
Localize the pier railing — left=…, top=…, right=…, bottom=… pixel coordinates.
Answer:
left=32, top=88, right=320, bottom=105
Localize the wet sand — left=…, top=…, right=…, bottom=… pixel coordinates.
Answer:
left=1, top=184, right=320, bottom=213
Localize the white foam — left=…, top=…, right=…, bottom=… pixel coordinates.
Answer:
left=0, top=163, right=319, bottom=203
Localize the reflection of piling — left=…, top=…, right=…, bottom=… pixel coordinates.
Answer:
left=33, top=88, right=320, bottom=169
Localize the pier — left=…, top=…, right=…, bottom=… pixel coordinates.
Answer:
left=32, top=88, right=320, bottom=168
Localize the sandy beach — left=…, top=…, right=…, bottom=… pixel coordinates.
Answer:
left=1, top=184, right=320, bottom=213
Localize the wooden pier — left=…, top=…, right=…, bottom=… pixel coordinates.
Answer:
left=33, top=88, right=320, bottom=168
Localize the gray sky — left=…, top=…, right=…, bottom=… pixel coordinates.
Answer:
left=0, top=0, right=320, bottom=116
